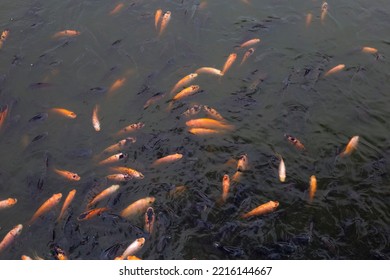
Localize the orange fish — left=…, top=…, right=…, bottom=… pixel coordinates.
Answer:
left=240, top=48, right=255, bottom=65
left=120, top=197, right=155, bottom=219
left=143, top=93, right=166, bottom=109
left=50, top=108, right=77, bottom=119
left=52, top=246, right=68, bottom=260
left=188, top=127, right=221, bottom=135
left=159, top=11, right=171, bottom=36
left=239, top=38, right=260, bottom=48
left=309, top=175, right=317, bottom=202
left=29, top=193, right=63, bottom=225
left=0, top=105, right=9, bottom=131
left=195, top=67, right=223, bottom=76
left=116, top=122, right=144, bottom=136
left=151, top=153, right=183, bottom=167
left=109, top=3, right=124, bottom=16
left=0, top=29, right=10, bottom=41
left=115, top=238, right=145, bottom=260
left=108, top=77, right=126, bottom=95
left=186, top=118, right=234, bottom=130
left=0, top=224, right=23, bottom=254
left=237, top=154, right=249, bottom=172
left=340, top=135, right=359, bottom=157
left=101, top=137, right=136, bottom=154
left=172, top=85, right=200, bottom=101
left=87, top=185, right=120, bottom=209
left=221, top=174, right=230, bottom=203
left=98, top=152, right=128, bottom=165
left=306, top=12, right=313, bottom=27
left=144, top=207, right=155, bottom=234
left=52, top=30, right=80, bottom=39
left=57, top=189, right=76, bottom=222
left=361, top=46, right=378, bottom=54
left=170, top=73, right=198, bottom=95
left=77, top=207, right=109, bottom=221
left=92, top=104, right=101, bottom=131
left=21, top=255, right=33, bottom=260
left=0, top=198, right=17, bottom=210
left=127, top=255, right=141, bottom=260
left=321, top=2, right=328, bottom=23
left=109, top=167, right=144, bottom=179
left=53, top=168, right=80, bottom=181
left=182, top=105, right=203, bottom=117
left=278, top=154, right=286, bottom=183
left=324, top=64, right=345, bottom=77
left=241, top=200, right=279, bottom=218
left=285, top=134, right=305, bottom=150
left=221, top=53, right=237, bottom=75
left=106, top=174, right=132, bottom=182
left=155, top=9, right=163, bottom=30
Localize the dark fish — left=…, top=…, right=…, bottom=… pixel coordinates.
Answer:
left=29, top=112, right=48, bottom=122
left=89, top=87, right=107, bottom=94
left=28, top=82, right=52, bottom=90
left=31, top=132, right=49, bottom=143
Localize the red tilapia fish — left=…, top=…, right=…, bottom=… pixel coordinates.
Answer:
left=29, top=193, right=63, bottom=225
left=53, top=168, right=81, bottom=181
left=195, top=67, right=223, bottom=76
left=52, top=29, right=80, bottom=39
left=98, top=152, right=128, bottom=165
left=151, top=153, right=183, bottom=167
left=285, top=134, right=305, bottom=150
left=0, top=198, right=17, bottom=210
left=101, top=137, right=136, bottom=154
left=324, top=64, right=345, bottom=77
left=241, top=200, right=279, bottom=218
left=158, top=11, right=171, bottom=36
left=0, top=224, right=23, bottom=254
left=221, top=174, right=230, bottom=203
left=186, top=118, right=234, bottom=131
left=77, top=207, right=109, bottom=221
left=87, top=185, right=120, bottom=209
left=239, top=38, right=260, bottom=49
left=309, top=175, right=317, bottom=202
left=57, top=189, right=76, bottom=222
left=120, top=197, right=155, bottom=219
left=339, top=136, right=359, bottom=157
left=115, top=238, right=145, bottom=260
left=0, top=29, right=10, bottom=49
left=221, top=53, right=237, bottom=75
left=116, top=122, right=144, bottom=136
left=109, top=167, right=144, bottom=179
left=170, top=73, right=198, bottom=95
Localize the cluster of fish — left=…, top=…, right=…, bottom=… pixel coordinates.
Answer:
left=0, top=0, right=377, bottom=260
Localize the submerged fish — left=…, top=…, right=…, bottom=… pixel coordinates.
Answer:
left=109, top=3, right=124, bottom=15
left=278, top=155, right=286, bottom=182
left=321, top=2, right=328, bottom=23
left=116, top=122, right=144, bottom=136
left=240, top=48, right=255, bottom=65
left=0, top=198, right=17, bottom=210
left=144, top=207, right=155, bottom=234
left=101, top=137, right=136, bottom=154
left=78, top=207, right=109, bottom=221
left=87, top=185, right=120, bottom=209
left=0, top=224, right=23, bottom=254
left=57, top=189, right=76, bottom=222
left=53, top=168, right=80, bottom=181
left=29, top=193, right=62, bottom=225
left=170, top=73, right=198, bottom=95
left=221, top=174, right=230, bottom=203
left=285, top=134, right=305, bottom=150
left=92, top=104, right=101, bottom=132
left=52, top=30, right=80, bottom=39
left=98, top=152, right=128, bottom=166
left=195, top=67, right=223, bottom=76
left=151, top=153, right=183, bottom=167
left=120, top=197, right=155, bottom=219
left=115, top=238, right=145, bottom=260
left=309, top=175, right=317, bottom=202
left=109, top=167, right=144, bottom=179
left=221, top=53, right=237, bottom=75
left=324, top=64, right=345, bottom=77
left=239, top=38, right=260, bottom=48
left=339, top=136, right=359, bottom=157
left=50, top=108, right=77, bottom=119
left=155, top=9, right=163, bottom=30
left=159, top=11, right=171, bottom=36
left=186, top=118, right=234, bottom=130
left=241, top=200, right=279, bottom=218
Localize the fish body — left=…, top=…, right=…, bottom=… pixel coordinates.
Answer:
left=109, top=3, right=124, bottom=15
left=285, top=134, right=305, bottom=150
left=92, top=105, right=101, bottom=131
left=362, top=47, right=378, bottom=54
left=222, top=53, right=237, bottom=75
left=195, top=67, right=223, bottom=76
left=221, top=174, right=230, bottom=203
left=151, top=153, right=183, bottom=167
left=188, top=127, right=221, bottom=135
left=101, top=137, right=136, bottom=154
left=87, top=185, right=120, bottom=209
left=155, top=9, right=163, bottom=30
left=309, top=175, right=317, bottom=202
left=120, top=197, right=155, bottom=219
left=239, top=38, right=260, bottom=48
left=106, top=174, right=132, bottom=182
left=57, top=189, right=76, bottom=222
left=203, top=106, right=225, bottom=121
left=116, top=122, right=144, bottom=136
left=240, top=48, right=255, bottom=65
left=108, top=78, right=126, bottom=95
left=182, top=105, right=203, bottom=117
left=109, top=167, right=144, bottom=179
left=324, top=64, right=345, bottom=77
left=52, top=30, right=80, bottom=39
left=53, top=168, right=80, bottom=181
left=340, top=136, right=359, bottom=157
left=115, top=238, right=145, bottom=260
left=50, top=108, right=77, bottom=119
left=0, top=105, right=9, bottom=130
left=0, top=224, right=23, bottom=253
left=144, top=207, right=155, bottom=234
left=77, top=207, right=108, bottom=221
left=170, top=73, right=198, bottom=95
left=159, top=11, right=171, bottom=36
left=306, top=12, right=313, bottom=27
left=241, top=201, right=279, bottom=218
left=186, top=118, right=234, bottom=130
left=172, top=85, right=200, bottom=101
left=278, top=155, right=286, bottom=182
left=0, top=198, right=17, bottom=210
left=98, top=152, right=128, bottom=165
left=29, top=193, right=62, bottom=225
left=321, top=2, right=328, bottom=23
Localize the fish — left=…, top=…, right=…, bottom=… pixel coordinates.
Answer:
left=143, top=92, right=166, bottom=109
left=92, top=104, right=101, bottom=131
left=361, top=46, right=378, bottom=54
left=120, top=197, right=155, bottom=219
left=29, top=193, right=63, bottom=225
left=169, top=185, right=187, bottom=198
left=170, top=73, right=198, bottom=95
left=126, top=255, right=141, bottom=260
left=221, top=53, right=237, bottom=75
left=57, top=189, right=76, bottom=222
left=21, top=255, right=33, bottom=260
left=109, top=3, right=124, bottom=15
left=182, top=105, right=203, bottom=117
left=53, top=168, right=81, bottom=181
left=203, top=105, right=225, bottom=121
left=87, top=185, right=120, bottom=209
left=28, top=112, right=48, bottom=123
left=144, top=207, right=155, bottom=234
left=188, top=127, right=221, bottom=135
left=116, top=122, right=144, bottom=136
left=278, top=155, right=286, bottom=182
left=241, top=200, right=279, bottom=218
left=155, top=9, right=163, bottom=30
left=115, top=238, right=145, bottom=260
left=0, top=29, right=10, bottom=42
left=106, top=174, right=132, bottom=182
left=321, top=2, right=328, bottom=23
left=77, top=207, right=109, bottom=221
left=195, top=67, right=223, bottom=76
left=98, top=152, right=128, bottom=165
left=240, top=48, right=255, bottom=65
left=109, top=167, right=144, bottom=179
left=185, top=118, right=234, bottom=130
left=52, top=246, right=68, bottom=260
left=309, top=175, right=317, bottom=202
left=151, top=153, right=183, bottom=167
left=0, top=224, right=23, bottom=254
left=239, top=38, right=260, bottom=48
left=52, top=30, right=80, bottom=39
left=324, top=64, right=345, bottom=77
left=0, top=198, right=17, bottom=210
left=108, top=77, right=126, bottom=95
left=50, top=108, right=77, bottom=119
left=101, top=137, right=136, bottom=154
left=172, top=85, right=200, bottom=101
left=339, top=135, right=359, bottom=157
left=0, top=105, right=9, bottom=131
left=285, top=134, right=305, bottom=150
left=237, top=154, right=249, bottom=172
left=306, top=12, right=313, bottom=27
left=159, top=11, right=171, bottom=36
left=221, top=174, right=230, bottom=203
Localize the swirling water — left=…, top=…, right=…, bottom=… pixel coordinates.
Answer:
left=0, top=0, right=389, bottom=260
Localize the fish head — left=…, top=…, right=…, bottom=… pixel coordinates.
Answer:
left=14, top=224, right=23, bottom=235
left=54, top=193, right=63, bottom=201
left=147, top=197, right=156, bottom=204
left=237, top=154, right=248, bottom=172
left=137, top=237, right=146, bottom=247
left=271, top=201, right=280, bottom=209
